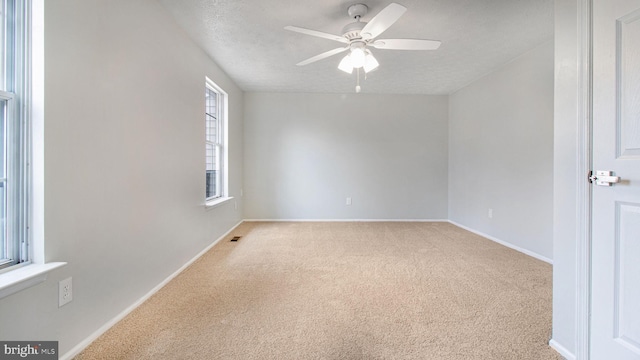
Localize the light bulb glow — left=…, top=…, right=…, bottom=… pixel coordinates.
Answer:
left=350, top=48, right=366, bottom=68
left=363, top=53, right=379, bottom=73
left=338, top=55, right=354, bottom=74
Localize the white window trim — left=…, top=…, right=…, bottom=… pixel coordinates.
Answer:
left=205, top=196, right=234, bottom=210
left=0, top=0, right=66, bottom=299
left=0, top=262, right=65, bottom=299
left=204, top=78, right=229, bottom=207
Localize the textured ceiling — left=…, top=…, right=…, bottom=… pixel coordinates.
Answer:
left=158, top=0, right=553, bottom=95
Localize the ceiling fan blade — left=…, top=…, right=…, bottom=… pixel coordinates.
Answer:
left=296, top=47, right=349, bottom=66
left=360, top=3, right=407, bottom=40
left=285, top=26, right=348, bottom=44
left=370, top=39, right=442, bottom=50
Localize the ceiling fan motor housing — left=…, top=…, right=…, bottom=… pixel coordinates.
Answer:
left=342, top=21, right=366, bottom=40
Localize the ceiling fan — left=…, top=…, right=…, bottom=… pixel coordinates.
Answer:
left=285, top=2, right=441, bottom=89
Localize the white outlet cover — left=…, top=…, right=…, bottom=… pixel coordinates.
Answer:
left=59, top=277, right=73, bottom=307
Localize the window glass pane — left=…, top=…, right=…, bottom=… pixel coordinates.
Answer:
left=0, top=99, right=4, bottom=260
left=0, top=100, right=5, bottom=178
left=206, top=142, right=216, bottom=198
left=0, top=180, right=5, bottom=261
left=214, top=144, right=221, bottom=197
left=205, top=143, right=215, bottom=170
left=205, top=87, right=217, bottom=143
left=0, top=1, right=5, bottom=91
left=206, top=113, right=216, bottom=143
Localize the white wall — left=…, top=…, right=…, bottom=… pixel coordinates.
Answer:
left=0, top=0, right=243, bottom=357
left=448, top=41, right=554, bottom=261
left=243, top=93, right=449, bottom=220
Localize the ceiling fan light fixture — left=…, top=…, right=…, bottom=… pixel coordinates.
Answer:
left=363, top=52, right=379, bottom=73
left=349, top=48, right=366, bottom=68
left=338, top=55, right=354, bottom=73
left=285, top=3, right=442, bottom=93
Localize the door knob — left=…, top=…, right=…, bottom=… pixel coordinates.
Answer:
left=589, top=170, right=621, bottom=187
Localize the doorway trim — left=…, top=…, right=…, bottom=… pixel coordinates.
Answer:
left=576, top=0, right=593, bottom=358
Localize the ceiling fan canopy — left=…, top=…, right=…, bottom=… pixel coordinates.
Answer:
left=285, top=2, right=442, bottom=74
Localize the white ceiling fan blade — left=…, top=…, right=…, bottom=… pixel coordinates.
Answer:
left=284, top=26, right=348, bottom=44
left=360, top=3, right=407, bottom=40
left=296, top=47, right=349, bottom=66
left=370, top=39, right=442, bottom=50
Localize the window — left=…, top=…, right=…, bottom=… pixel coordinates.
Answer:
left=0, top=0, right=30, bottom=270
left=205, top=80, right=227, bottom=202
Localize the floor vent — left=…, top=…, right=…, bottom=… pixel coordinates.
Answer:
left=230, top=236, right=241, bottom=242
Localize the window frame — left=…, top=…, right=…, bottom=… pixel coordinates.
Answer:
left=204, top=78, right=229, bottom=207
left=0, top=0, right=66, bottom=299
left=0, top=0, right=30, bottom=272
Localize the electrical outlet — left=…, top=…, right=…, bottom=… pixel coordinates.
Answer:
left=488, top=208, right=493, bottom=219
left=346, top=197, right=352, bottom=206
left=59, top=277, right=73, bottom=307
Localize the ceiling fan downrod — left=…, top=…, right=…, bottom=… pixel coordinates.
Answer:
left=347, top=3, right=368, bottom=20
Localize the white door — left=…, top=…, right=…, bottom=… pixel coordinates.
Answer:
left=591, top=0, right=640, bottom=359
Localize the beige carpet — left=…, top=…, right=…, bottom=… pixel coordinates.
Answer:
left=76, top=222, right=561, bottom=360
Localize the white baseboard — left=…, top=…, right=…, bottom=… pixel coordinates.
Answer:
left=447, top=220, right=552, bottom=264
left=243, top=218, right=449, bottom=222
left=549, top=339, right=576, bottom=360
left=60, top=220, right=244, bottom=360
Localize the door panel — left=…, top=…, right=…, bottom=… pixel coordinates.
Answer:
left=615, top=202, right=640, bottom=351
left=618, top=9, right=640, bottom=158
left=592, top=0, right=640, bottom=359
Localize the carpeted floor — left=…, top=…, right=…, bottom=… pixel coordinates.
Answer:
left=76, top=222, right=562, bottom=360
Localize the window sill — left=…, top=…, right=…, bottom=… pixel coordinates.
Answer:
left=0, top=262, right=67, bottom=299
left=205, top=196, right=234, bottom=210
